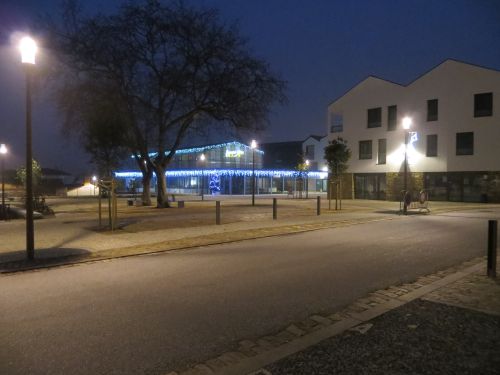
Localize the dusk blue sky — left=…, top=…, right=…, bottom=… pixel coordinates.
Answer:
left=0, top=0, right=499, bottom=173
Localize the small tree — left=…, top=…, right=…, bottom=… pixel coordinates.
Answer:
left=16, top=159, right=43, bottom=200
left=16, top=160, right=42, bottom=188
left=324, top=138, right=351, bottom=209
left=295, top=158, right=309, bottom=199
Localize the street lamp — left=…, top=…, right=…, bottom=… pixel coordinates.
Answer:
left=402, top=116, right=412, bottom=214
left=92, top=175, right=98, bottom=196
left=0, top=144, right=7, bottom=220
left=305, top=159, right=310, bottom=199
left=19, top=36, right=37, bottom=260
left=200, top=153, right=206, bottom=201
left=251, top=139, right=257, bottom=206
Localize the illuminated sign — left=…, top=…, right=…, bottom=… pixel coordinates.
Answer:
left=409, top=132, right=418, bottom=145
left=225, top=150, right=244, bottom=158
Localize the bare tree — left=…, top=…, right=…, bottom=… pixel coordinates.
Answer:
left=44, top=0, right=286, bottom=207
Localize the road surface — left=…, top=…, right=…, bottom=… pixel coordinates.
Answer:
left=1, top=208, right=498, bottom=374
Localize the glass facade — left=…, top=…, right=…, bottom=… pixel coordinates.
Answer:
left=116, top=141, right=328, bottom=196
left=354, top=173, right=386, bottom=200
left=424, top=172, right=492, bottom=203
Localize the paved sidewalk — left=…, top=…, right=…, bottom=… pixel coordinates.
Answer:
left=164, top=257, right=499, bottom=375
left=1, top=198, right=497, bottom=271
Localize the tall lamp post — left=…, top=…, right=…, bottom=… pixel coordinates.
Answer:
left=200, top=153, right=206, bottom=201
left=0, top=144, right=7, bottom=220
left=20, top=36, right=37, bottom=260
left=402, top=116, right=412, bottom=215
left=305, top=159, right=310, bottom=199
left=251, top=140, right=257, bottom=206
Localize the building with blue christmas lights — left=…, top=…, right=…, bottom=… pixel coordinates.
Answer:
left=115, top=141, right=329, bottom=196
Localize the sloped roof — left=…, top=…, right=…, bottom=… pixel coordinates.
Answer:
left=304, top=134, right=326, bottom=142
left=328, top=58, right=500, bottom=107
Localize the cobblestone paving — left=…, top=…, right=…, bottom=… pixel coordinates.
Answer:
left=423, top=266, right=500, bottom=316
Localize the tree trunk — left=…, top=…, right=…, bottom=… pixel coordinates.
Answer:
left=136, top=159, right=153, bottom=206
left=141, top=171, right=152, bottom=206
left=154, top=164, right=170, bottom=208
left=339, top=176, right=342, bottom=210
left=335, top=180, right=338, bottom=210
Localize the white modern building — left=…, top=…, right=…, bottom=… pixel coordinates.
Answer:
left=327, top=59, right=500, bottom=202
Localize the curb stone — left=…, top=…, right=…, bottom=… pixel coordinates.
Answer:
left=166, top=256, right=486, bottom=375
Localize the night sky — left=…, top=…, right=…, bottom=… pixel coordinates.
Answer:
left=1, top=0, right=499, bottom=174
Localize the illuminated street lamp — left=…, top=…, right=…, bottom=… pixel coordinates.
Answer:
left=92, top=175, right=98, bottom=196
left=402, top=116, right=412, bottom=214
left=19, top=36, right=37, bottom=259
left=251, top=140, right=257, bottom=206
left=200, top=153, right=206, bottom=201
left=0, top=144, right=7, bottom=220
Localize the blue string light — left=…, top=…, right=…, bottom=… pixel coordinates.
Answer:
left=115, top=169, right=328, bottom=179
left=131, top=141, right=265, bottom=158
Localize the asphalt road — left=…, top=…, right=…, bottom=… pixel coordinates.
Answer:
left=1, top=208, right=498, bottom=374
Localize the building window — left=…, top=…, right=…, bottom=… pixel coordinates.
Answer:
left=367, top=107, right=382, bottom=128
left=377, top=139, right=386, bottom=164
left=456, top=132, right=474, bottom=155
left=305, top=145, right=315, bottom=159
left=387, top=105, right=397, bottom=131
left=427, top=99, right=438, bottom=121
left=330, top=113, right=343, bottom=133
left=474, top=93, right=493, bottom=117
left=359, top=140, right=372, bottom=159
left=426, top=134, right=438, bottom=157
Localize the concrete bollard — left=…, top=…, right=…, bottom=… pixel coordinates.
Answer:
left=317, top=196, right=321, bottom=216
left=487, top=220, right=497, bottom=278
left=216, top=201, right=221, bottom=225
left=273, top=198, right=277, bottom=220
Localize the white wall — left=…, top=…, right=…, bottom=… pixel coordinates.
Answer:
left=327, top=60, right=500, bottom=174
left=67, top=184, right=100, bottom=197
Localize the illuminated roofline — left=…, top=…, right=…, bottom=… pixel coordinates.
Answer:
left=130, top=141, right=264, bottom=159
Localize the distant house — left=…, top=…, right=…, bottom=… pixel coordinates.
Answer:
left=302, top=135, right=328, bottom=171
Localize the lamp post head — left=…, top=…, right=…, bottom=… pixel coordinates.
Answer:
left=19, top=36, right=37, bottom=65
left=0, top=144, right=7, bottom=155
left=305, top=159, right=310, bottom=166
left=200, top=153, right=206, bottom=161
left=250, top=139, right=257, bottom=149
left=92, top=175, right=97, bottom=183
left=402, top=116, right=412, bottom=130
